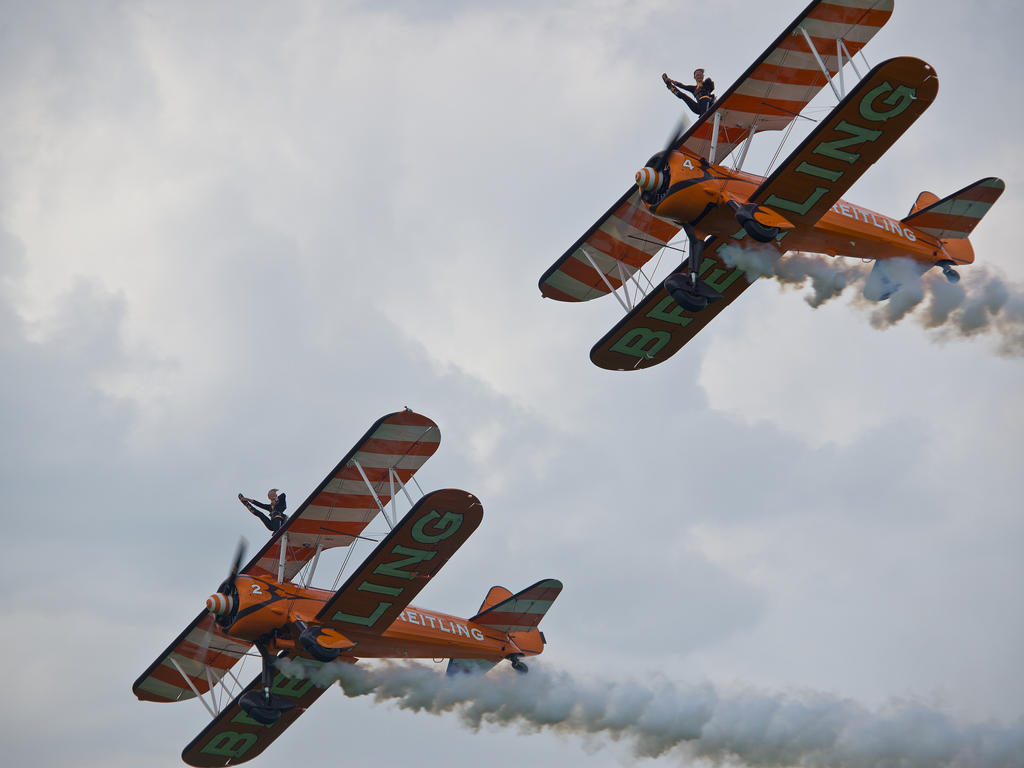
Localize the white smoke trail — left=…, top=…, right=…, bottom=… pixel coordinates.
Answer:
left=717, top=244, right=1024, bottom=357
left=276, top=658, right=1023, bottom=767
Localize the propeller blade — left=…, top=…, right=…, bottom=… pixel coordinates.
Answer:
left=656, top=113, right=691, bottom=172
left=229, top=538, right=247, bottom=584
left=216, top=537, right=247, bottom=596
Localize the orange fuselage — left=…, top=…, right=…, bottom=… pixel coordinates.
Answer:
left=225, top=575, right=529, bottom=662
left=649, top=149, right=968, bottom=265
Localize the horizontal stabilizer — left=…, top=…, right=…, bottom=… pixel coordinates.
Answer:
left=470, top=578, right=562, bottom=633
left=901, top=177, right=1005, bottom=239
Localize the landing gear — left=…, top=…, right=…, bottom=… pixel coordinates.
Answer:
left=936, top=259, right=961, bottom=284
left=729, top=201, right=780, bottom=243
left=508, top=654, right=529, bottom=674
left=664, top=224, right=723, bottom=312
left=239, top=689, right=293, bottom=725
left=296, top=621, right=343, bottom=663
left=238, top=638, right=295, bottom=726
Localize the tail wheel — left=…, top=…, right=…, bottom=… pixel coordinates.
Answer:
left=936, top=260, right=961, bottom=284
left=509, top=655, right=528, bottom=674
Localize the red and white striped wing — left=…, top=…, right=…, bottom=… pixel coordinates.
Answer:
left=682, top=0, right=894, bottom=164
left=539, top=189, right=681, bottom=302
left=470, top=578, right=563, bottom=633
left=133, top=613, right=252, bottom=703
left=245, top=410, right=441, bottom=582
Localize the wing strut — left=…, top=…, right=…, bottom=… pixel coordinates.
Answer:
left=169, top=657, right=218, bottom=718
left=615, top=261, right=636, bottom=308
left=389, top=466, right=416, bottom=514
left=302, top=542, right=325, bottom=588
left=709, top=111, right=721, bottom=164
left=734, top=125, right=757, bottom=171
left=799, top=25, right=842, bottom=100
left=277, top=533, right=288, bottom=583
left=581, top=247, right=632, bottom=312
left=352, top=459, right=392, bottom=529
left=798, top=27, right=867, bottom=102
left=331, top=543, right=359, bottom=591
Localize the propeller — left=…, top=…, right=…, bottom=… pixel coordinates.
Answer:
left=636, top=112, right=692, bottom=195
left=206, top=538, right=247, bottom=628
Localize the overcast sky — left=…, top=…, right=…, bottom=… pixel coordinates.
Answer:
left=2, top=1, right=1021, bottom=766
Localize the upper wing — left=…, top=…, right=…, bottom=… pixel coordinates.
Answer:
left=133, top=613, right=252, bottom=703
left=244, top=409, right=441, bottom=583
left=680, top=0, right=894, bottom=164
left=317, top=488, right=482, bottom=634
left=539, top=188, right=681, bottom=302
left=181, top=652, right=332, bottom=767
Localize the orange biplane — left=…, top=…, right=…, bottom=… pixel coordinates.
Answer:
left=539, top=0, right=1004, bottom=370
left=133, top=410, right=562, bottom=766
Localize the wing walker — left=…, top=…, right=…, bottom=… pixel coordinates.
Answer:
left=539, top=0, right=1005, bottom=370
left=133, top=410, right=562, bottom=766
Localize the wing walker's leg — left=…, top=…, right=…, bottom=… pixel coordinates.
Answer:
left=664, top=224, right=722, bottom=313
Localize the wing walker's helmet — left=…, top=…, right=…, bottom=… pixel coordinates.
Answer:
left=693, top=68, right=705, bottom=80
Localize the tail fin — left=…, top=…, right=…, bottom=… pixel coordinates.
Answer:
left=907, top=190, right=940, bottom=216
left=476, top=586, right=513, bottom=614
left=902, top=177, right=1005, bottom=241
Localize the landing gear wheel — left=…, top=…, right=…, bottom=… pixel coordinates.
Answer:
left=239, top=690, right=294, bottom=725
left=937, top=260, right=961, bottom=284
left=665, top=273, right=722, bottom=313
left=740, top=217, right=780, bottom=243
left=299, top=626, right=342, bottom=662
left=509, top=656, right=529, bottom=674
left=730, top=202, right=780, bottom=243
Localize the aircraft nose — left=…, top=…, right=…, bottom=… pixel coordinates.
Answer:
left=635, top=167, right=663, bottom=192
left=206, top=593, right=234, bottom=615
